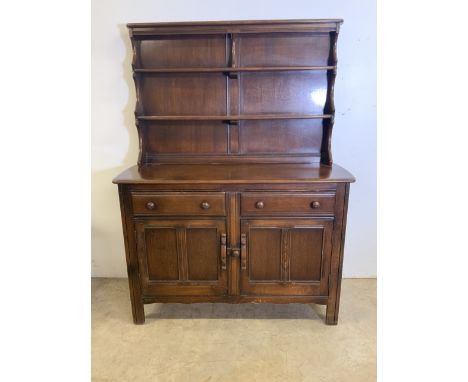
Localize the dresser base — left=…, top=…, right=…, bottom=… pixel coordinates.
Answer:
left=114, top=164, right=353, bottom=326
left=129, top=295, right=340, bottom=325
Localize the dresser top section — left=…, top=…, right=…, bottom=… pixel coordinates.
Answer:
left=128, top=19, right=344, bottom=166
left=127, top=19, right=343, bottom=36
left=113, top=163, right=355, bottom=185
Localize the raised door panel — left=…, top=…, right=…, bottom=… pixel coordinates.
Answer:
left=289, top=228, right=323, bottom=281
left=249, top=228, right=282, bottom=281
left=135, top=219, right=227, bottom=296
left=145, top=227, right=179, bottom=280
left=240, top=219, right=334, bottom=296
left=186, top=227, right=219, bottom=280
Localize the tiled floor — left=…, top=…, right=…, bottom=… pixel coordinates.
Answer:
left=92, top=278, right=376, bottom=382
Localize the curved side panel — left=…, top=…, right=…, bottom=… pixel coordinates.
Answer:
left=321, top=31, right=339, bottom=166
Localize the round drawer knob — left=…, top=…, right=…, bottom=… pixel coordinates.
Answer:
left=311, top=201, right=321, bottom=209
left=200, top=201, right=211, bottom=209
left=255, top=201, right=265, bottom=209
left=146, top=201, right=156, bottom=210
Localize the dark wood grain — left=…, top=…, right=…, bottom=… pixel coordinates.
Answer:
left=239, top=119, right=323, bottom=155
left=143, top=121, right=228, bottom=155
left=138, top=35, right=227, bottom=68
left=239, top=32, right=331, bottom=67
left=240, top=72, right=327, bottom=115
left=115, top=19, right=354, bottom=325
left=139, top=73, right=227, bottom=116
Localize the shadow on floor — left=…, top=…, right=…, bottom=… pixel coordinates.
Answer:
left=92, top=278, right=328, bottom=322
left=144, top=302, right=327, bottom=321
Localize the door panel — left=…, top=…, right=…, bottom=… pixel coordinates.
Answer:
left=145, top=227, right=179, bottom=281
left=135, top=219, right=227, bottom=296
left=289, top=228, right=323, bottom=281
left=240, top=218, right=334, bottom=296
left=249, top=228, right=281, bottom=281
left=186, top=227, right=219, bottom=281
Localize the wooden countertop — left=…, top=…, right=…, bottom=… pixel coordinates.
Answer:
left=113, top=163, right=355, bottom=184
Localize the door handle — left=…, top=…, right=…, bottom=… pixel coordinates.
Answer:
left=241, top=233, right=247, bottom=270
left=220, top=233, right=227, bottom=271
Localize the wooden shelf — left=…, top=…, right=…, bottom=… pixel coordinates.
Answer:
left=127, top=19, right=343, bottom=36
left=134, top=66, right=335, bottom=73
left=137, top=114, right=333, bottom=121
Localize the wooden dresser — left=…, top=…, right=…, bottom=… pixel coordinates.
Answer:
left=113, top=19, right=355, bottom=325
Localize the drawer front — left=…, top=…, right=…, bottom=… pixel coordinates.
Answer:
left=132, top=192, right=226, bottom=216
left=241, top=192, right=335, bottom=216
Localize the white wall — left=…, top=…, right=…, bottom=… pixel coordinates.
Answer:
left=91, top=0, right=376, bottom=277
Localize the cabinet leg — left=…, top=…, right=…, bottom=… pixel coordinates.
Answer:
left=131, top=299, right=145, bottom=324
left=127, top=277, right=145, bottom=324
left=325, top=300, right=338, bottom=325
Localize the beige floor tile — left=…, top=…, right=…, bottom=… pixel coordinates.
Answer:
left=92, top=278, right=376, bottom=382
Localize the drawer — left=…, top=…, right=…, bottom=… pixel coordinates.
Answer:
left=241, top=192, right=335, bottom=216
left=131, top=192, right=226, bottom=216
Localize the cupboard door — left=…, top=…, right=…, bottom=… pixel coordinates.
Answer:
left=135, top=219, right=227, bottom=296
left=240, top=219, right=334, bottom=296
